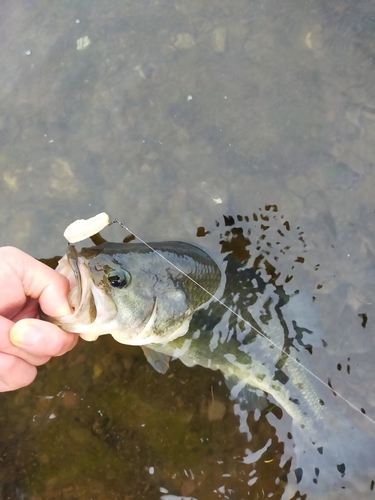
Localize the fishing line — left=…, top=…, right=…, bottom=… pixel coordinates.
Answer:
left=110, top=218, right=375, bottom=427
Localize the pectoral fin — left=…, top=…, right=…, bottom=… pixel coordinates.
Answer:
left=142, top=346, right=171, bottom=374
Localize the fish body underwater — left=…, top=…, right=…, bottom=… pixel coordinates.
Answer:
left=42, top=234, right=375, bottom=498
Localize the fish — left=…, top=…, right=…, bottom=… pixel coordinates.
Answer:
left=41, top=219, right=375, bottom=498
left=43, top=241, right=222, bottom=346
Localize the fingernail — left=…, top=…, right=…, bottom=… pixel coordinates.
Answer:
left=10, top=320, right=41, bottom=347
left=54, top=307, right=72, bottom=317
left=45, top=302, right=72, bottom=318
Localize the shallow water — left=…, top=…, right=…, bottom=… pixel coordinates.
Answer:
left=1, top=0, right=375, bottom=498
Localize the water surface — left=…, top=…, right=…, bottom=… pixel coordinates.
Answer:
left=1, top=0, right=375, bottom=498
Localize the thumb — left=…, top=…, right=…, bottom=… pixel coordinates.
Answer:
left=10, top=318, right=78, bottom=356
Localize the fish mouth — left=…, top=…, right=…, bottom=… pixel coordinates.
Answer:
left=42, top=244, right=117, bottom=335
left=65, top=244, right=83, bottom=310
left=41, top=244, right=158, bottom=343
left=42, top=244, right=103, bottom=333
left=61, top=245, right=97, bottom=324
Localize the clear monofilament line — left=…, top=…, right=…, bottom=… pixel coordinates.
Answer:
left=110, top=219, right=375, bottom=427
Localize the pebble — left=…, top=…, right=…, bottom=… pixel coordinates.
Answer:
left=77, top=36, right=90, bottom=50
left=180, top=478, right=196, bottom=496
left=212, top=27, right=227, bottom=53
left=207, top=400, right=226, bottom=421
left=304, top=26, right=324, bottom=52
left=60, top=391, right=79, bottom=409
left=174, top=33, right=195, bottom=50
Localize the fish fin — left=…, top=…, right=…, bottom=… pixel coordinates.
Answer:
left=90, top=232, right=107, bottom=245
left=122, top=234, right=136, bottom=244
left=142, top=346, right=171, bottom=374
left=225, top=376, right=269, bottom=412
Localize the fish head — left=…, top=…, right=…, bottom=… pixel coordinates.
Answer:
left=42, top=241, right=221, bottom=346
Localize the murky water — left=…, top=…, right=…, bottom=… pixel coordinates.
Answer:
left=1, top=0, right=375, bottom=498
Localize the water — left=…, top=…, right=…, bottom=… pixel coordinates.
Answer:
left=1, top=0, right=375, bottom=498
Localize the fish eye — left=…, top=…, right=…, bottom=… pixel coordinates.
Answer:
left=107, top=269, right=131, bottom=289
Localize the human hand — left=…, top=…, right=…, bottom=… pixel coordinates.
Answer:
left=0, top=246, right=78, bottom=391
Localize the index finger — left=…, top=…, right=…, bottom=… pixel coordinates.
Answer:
left=0, top=247, right=71, bottom=318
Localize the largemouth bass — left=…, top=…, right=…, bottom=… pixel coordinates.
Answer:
left=41, top=230, right=375, bottom=497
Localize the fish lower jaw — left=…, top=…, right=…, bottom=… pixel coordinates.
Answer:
left=59, top=321, right=163, bottom=345
left=110, top=316, right=193, bottom=346
left=57, top=317, right=122, bottom=337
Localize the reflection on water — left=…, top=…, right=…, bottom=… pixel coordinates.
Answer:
left=1, top=0, right=375, bottom=498
left=2, top=207, right=375, bottom=499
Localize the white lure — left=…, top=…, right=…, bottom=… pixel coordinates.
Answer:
left=63, top=213, right=110, bottom=243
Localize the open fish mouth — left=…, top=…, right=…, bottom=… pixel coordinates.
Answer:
left=63, top=244, right=83, bottom=310
left=48, top=244, right=102, bottom=331
left=39, top=243, right=115, bottom=335
left=41, top=244, right=159, bottom=342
